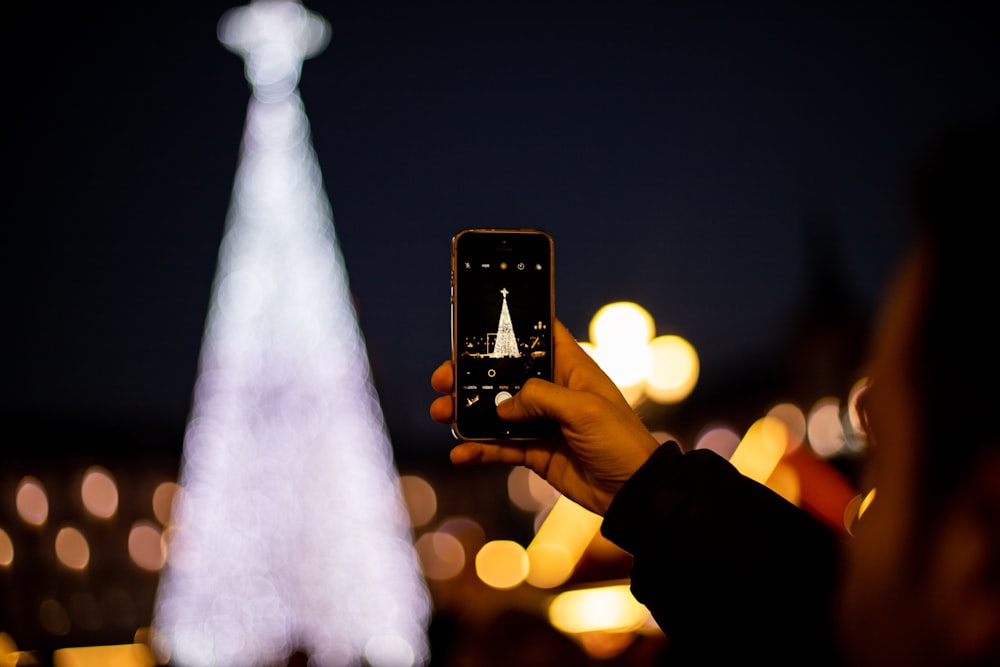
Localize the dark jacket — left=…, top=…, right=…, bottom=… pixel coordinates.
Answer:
left=602, top=441, right=845, bottom=666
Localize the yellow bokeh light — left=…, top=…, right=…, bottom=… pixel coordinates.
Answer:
left=765, top=402, right=807, bottom=453
left=585, top=336, right=651, bottom=392
left=526, top=495, right=603, bottom=589
left=414, top=531, right=466, bottom=581
left=844, top=489, right=876, bottom=535
left=859, top=488, right=876, bottom=517
left=526, top=542, right=576, bottom=590
left=152, top=482, right=179, bottom=526
left=587, top=302, right=654, bottom=392
left=589, top=302, right=654, bottom=350
left=548, top=584, right=650, bottom=634
left=399, top=475, right=437, bottom=528
left=807, top=397, right=846, bottom=458
left=55, top=526, right=90, bottom=571
left=129, top=521, right=166, bottom=571
left=584, top=303, right=701, bottom=407
left=16, top=476, right=49, bottom=526
left=729, top=416, right=788, bottom=484
left=52, top=643, right=156, bottom=667
left=81, top=466, right=119, bottom=519
left=765, top=461, right=801, bottom=504
left=0, top=528, right=13, bottom=568
left=1, top=631, right=18, bottom=653
left=578, top=343, right=643, bottom=407
left=507, top=467, right=559, bottom=512
left=475, top=540, right=529, bottom=590
left=645, top=334, right=699, bottom=404
left=577, top=630, right=641, bottom=660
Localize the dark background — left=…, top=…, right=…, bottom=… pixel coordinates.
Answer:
left=4, top=0, right=999, bottom=465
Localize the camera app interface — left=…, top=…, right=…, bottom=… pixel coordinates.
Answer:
left=455, top=232, right=552, bottom=438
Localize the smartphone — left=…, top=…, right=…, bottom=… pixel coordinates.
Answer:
left=451, top=228, right=555, bottom=441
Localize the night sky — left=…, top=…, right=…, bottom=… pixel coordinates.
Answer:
left=4, top=1, right=999, bottom=461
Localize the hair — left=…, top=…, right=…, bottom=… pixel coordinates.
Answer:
left=906, top=114, right=1000, bottom=510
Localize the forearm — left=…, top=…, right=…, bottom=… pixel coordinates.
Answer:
left=602, top=443, right=844, bottom=665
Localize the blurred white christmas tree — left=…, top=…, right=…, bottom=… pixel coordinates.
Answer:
left=152, top=3, right=430, bottom=665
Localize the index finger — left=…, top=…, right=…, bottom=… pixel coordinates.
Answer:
left=552, top=319, right=632, bottom=408
left=431, top=360, right=454, bottom=393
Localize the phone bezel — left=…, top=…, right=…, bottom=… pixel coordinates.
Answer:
left=450, top=228, right=555, bottom=441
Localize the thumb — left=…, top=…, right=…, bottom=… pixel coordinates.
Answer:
left=497, top=378, right=582, bottom=424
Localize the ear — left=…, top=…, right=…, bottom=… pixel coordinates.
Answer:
left=932, top=447, right=1000, bottom=664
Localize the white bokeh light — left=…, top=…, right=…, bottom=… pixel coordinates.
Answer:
left=152, top=3, right=430, bottom=665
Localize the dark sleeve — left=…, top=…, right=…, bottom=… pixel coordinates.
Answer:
left=602, top=441, right=845, bottom=666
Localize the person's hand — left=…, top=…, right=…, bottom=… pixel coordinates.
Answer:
left=430, top=318, right=661, bottom=516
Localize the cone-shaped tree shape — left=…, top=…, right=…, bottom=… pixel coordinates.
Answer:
left=490, top=288, right=521, bottom=358
left=152, top=3, right=430, bottom=665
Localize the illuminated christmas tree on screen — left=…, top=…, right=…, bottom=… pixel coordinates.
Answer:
left=490, top=288, right=521, bottom=358
left=152, top=2, right=430, bottom=666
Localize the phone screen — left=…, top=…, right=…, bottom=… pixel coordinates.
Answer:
left=451, top=228, right=555, bottom=441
